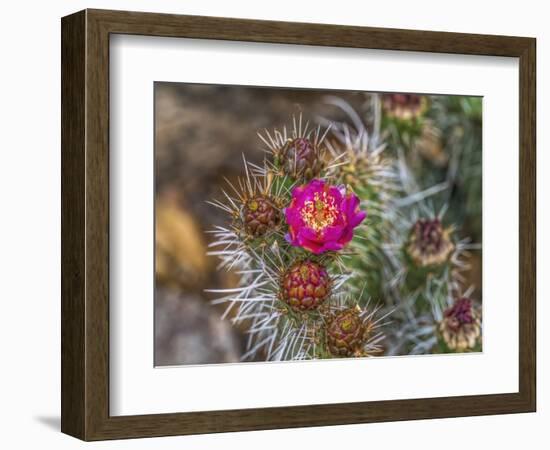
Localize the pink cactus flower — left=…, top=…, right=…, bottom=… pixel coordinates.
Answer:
left=284, top=179, right=366, bottom=254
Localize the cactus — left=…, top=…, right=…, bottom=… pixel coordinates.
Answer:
left=207, top=92, right=482, bottom=361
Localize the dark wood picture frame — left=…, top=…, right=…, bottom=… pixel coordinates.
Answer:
left=61, top=9, right=536, bottom=441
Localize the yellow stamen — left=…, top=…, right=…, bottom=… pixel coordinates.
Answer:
left=300, top=191, right=338, bottom=233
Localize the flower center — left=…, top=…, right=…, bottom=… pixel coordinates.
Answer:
left=300, top=191, right=339, bottom=233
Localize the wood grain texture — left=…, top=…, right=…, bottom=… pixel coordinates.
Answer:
left=518, top=38, right=536, bottom=409
left=60, top=8, right=537, bottom=441
left=61, top=10, right=86, bottom=439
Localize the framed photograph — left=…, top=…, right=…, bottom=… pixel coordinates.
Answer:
left=61, top=9, right=536, bottom=440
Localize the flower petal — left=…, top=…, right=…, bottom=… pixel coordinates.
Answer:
left=283, top=178, right=366, bottom=254
left=322, top=225, right=345, bottom=241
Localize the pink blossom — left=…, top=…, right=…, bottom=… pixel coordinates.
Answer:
left=284, top=179, right=366, bottom=254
